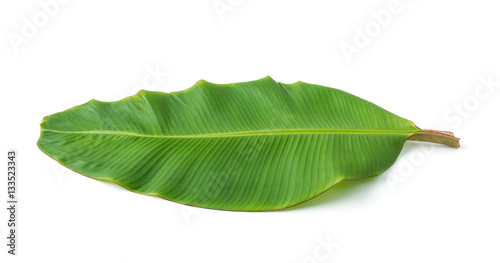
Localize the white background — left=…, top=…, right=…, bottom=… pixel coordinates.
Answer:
left=1, top=1, right=499, bottom=262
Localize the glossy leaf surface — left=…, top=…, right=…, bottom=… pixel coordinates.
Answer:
left=38, top=77, right=458, bottom=211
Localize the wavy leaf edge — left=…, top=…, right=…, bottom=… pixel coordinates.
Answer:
left=37, top=76, right=460, bottom=211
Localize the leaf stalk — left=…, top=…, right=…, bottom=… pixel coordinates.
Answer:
left=408, top=129, right=460, bottom=148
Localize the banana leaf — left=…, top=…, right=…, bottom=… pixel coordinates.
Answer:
left=38, top=76, right=459, bottom=211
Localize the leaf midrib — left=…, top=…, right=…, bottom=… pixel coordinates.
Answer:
left=41, top=128, right=417, bottom=138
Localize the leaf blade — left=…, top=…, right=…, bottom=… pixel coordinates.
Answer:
left=38, top=76, right=424, bottom=211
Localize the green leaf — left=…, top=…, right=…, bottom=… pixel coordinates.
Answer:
left=38, top=76, right=459, bottom=211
